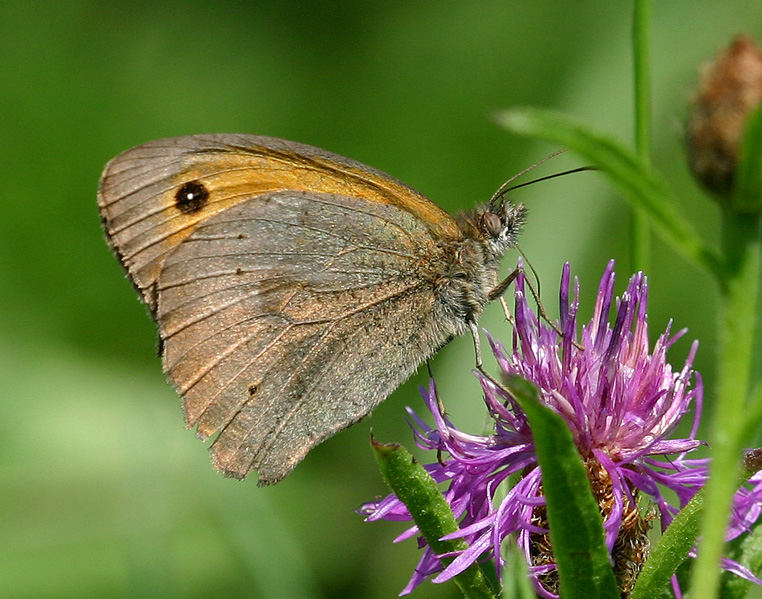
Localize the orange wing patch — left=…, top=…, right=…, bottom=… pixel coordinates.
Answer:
left=98, top=135, right=460, bottom=311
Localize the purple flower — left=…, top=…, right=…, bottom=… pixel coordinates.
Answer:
left=361, top=261, right=762, bottom=597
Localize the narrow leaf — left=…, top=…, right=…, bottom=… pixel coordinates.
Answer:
left=632, top=451, right=762, bottom=599
left=507, top=376, right=619, bottom=599
left=496, top=107, right=722, bottom=278
left=371, top=439, right=497, bottom=599
left=630, top=488, right=704, bottom=599
left=720, top=522, right=762, bottom=598
left=502, top=540, right=537, bottom=599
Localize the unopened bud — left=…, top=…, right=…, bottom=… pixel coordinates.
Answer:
left=744, top=448, right=762, bottom=476
left=686, top=35, right=762, bottom=198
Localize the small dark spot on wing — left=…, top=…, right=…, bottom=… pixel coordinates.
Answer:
left=175, top=181, right=209, bottom=214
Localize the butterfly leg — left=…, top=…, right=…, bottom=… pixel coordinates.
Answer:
left=487, top=267, right=519, bottom=301
left=424, top=363, right=449, bottom=467
left=489, top=262, right=583, bottom=350
left=468, top=318, right=483, bottom=369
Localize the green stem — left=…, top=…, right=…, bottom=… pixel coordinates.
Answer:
left=690, top=210, right=761, bottom=599
left=630, top=0, right=651, bottom=272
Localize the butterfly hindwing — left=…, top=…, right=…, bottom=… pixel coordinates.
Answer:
left=156, top=190, right=453, bottom=483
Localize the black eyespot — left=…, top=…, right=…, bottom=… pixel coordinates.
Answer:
left=248, top=384, right=258, bottom=396
left=175, top=181, right=209, bottom=214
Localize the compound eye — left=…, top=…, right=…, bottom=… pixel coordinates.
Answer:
left=479, top=211, right=503, bottom=238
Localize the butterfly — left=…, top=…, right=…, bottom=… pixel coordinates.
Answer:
left=98, top=134, right=525, bottom=484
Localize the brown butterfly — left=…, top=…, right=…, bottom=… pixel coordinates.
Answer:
left=98, top=134, right=525, bottom=484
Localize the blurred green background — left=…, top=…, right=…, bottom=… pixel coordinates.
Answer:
left=1, top=2, right=761, bottom=598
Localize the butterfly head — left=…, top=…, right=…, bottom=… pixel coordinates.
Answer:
left=474, top=200, right=527, bottom=259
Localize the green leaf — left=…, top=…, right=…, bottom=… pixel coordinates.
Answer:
left=632, top=451, right=762, bottom=599
left=502, top=540, right=537, bottom=599
left=496, top=107, right=722, bottom=278
left=630, top=488, right=704, bottom=599
left=720, top=522, right=762, bottom=598
left=371, top=439, right=498, bottom=599
left=734, top=104, right=762, bottom=212
left=507, top=376, right=619, bottom=599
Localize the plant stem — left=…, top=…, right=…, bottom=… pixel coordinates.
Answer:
left=690, top=210, right=761, bottom=599
left=631, top=0, right=651, bottom=272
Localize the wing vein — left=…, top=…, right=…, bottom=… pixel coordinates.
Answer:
left=209, top=281, right=429, bottom=468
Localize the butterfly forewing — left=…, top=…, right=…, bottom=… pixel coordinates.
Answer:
left=98, top=134, right=460, bottom=310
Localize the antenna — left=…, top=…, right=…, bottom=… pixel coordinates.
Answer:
left=489, top=150, right=596, bottom=208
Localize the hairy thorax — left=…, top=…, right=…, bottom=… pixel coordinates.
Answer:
left=431, top=201, right=526, bottom=339
left=435, top=238, right=499, bottom=335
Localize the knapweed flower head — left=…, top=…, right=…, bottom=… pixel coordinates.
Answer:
left=361, top=261, right=762, bottom=597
